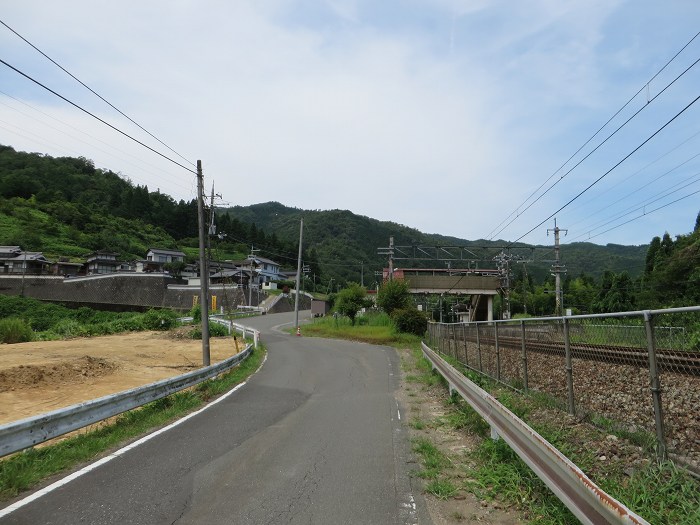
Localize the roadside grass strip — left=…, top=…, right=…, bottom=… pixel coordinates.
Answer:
left=0, top=344, right=265, bottom=502
left=406, top=346, right=700, bottom=525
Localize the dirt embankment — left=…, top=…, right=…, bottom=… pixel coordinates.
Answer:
left=0, top=330, right=241, bottom=425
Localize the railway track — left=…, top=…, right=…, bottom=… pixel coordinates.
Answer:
left=442, top=334, right=700, bottom=376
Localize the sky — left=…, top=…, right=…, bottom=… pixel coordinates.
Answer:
left=1, top=0, right=699, bottom=248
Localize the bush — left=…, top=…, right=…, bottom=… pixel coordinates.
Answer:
left=0, top=318, right=34, bottom=343
left=392, top=308, right=428, bottom=336
left=142, top=309, right=179, bottom=331
left=189, top=304, right=201, bottom=321
left=190, top=322, right=229, bottom=339
left=49, top=319, right=88, bottom=338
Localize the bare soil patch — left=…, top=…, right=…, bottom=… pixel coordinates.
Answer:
left=0, top=330, right=242, bottom=425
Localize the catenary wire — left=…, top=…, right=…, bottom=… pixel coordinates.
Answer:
left=0, top=57, right=197, bottom=175
left=487, top=30, right=700, bottom=239
left=0, top=18, right=195, bottom=168
left=510, top=93, right=700, bottom=245
left=490, top=53, right=700, bottom=241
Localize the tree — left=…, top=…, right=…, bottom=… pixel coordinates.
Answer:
left=376, top=279, right=411, bottom=315
left=335, top=283, right=371, bottom=325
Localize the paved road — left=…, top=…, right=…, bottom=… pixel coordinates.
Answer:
left=1, top=312, right=431, bottom=524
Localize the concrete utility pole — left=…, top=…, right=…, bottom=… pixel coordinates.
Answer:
left=247, top=245, right=259, bottom=307
left=196, top=160, right=210, bottom=366
left=294, top=218, right=304, bottom=331
left=377, top=236, right=395, bottom=281
left=547, top=219, right=568, bottom=317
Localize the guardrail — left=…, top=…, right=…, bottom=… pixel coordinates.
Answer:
left=0, top=329, right=258, bottom=458
left=421, top=342, right=650, bottom=525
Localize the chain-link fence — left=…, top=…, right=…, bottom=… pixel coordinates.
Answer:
left=427, top=306, right=700, bottom=472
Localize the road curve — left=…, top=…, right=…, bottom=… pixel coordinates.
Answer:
left=1, top=312, right=431, bottom=524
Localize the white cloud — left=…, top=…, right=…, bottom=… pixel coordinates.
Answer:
left=1, top=0, right=699, bottom=247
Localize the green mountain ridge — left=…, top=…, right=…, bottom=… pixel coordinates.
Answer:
left=222, top=201, right=649, bottom=284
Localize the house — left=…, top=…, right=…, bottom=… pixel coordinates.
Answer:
left=52, top=257, right=84, bottom=276
left=244, top=255, right=282, bottom=285
left=85, top=251, right=122, bottom=275
left=0, top=246, right=51, bottom=275
left=137, top=248, right=187, bottom=273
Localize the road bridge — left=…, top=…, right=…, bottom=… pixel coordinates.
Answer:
left=385, top=268, right=501, bottom=321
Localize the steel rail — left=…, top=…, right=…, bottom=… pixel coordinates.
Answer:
left=422, top=343, right=650, bottom=525
left=0, top=338, right=256, bottom=458
left=452, top=334, right=700, bottom=375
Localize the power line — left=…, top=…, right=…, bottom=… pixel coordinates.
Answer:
left=0, top=57, right=197, bottom=175
left=566, top=189, right=700, bottom=243
left=491, top=54, right=700, bottom=241
left=510, top=93, right=700, bottom=244
left=488, top=31, right=700, bottom=240
left=0, top=18, right=195, bottom=169
left=0, top=91, right=195, bottom=195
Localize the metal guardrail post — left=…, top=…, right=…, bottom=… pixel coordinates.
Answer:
left=462, top=323, right=468, bottom=366
left=520, top=320, right=528, bottom=392
left=495, top=322, right=501, bottom=381
left=476, top=323, right=482, bottom=372
left=643, top=311, right=667, bottom=461
left=563, top=318, right=575, bottom=416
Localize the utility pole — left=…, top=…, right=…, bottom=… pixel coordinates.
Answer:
left=196, top=160, right=210, bottom=366
left=294, top=218, right=304, bottom=331
left=377, top=236, right=395, bottom=280
left=547, top=219, right=568, bottom=317
left=248, top=245, right=259, bottom=307
left=360, top=261, right=364, bottom=287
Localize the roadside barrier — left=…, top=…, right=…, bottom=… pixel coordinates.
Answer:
left=422, top=343, right=650, bottom=525
left=0, top=326, right=259, bottom=458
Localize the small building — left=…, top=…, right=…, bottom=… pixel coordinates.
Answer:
left=137, top=248, right=187, bottom=273
left=52, top=257, right=84, bottom=276
left=0, top=246, right=51, bottom=275
left=311, top=299, right=330, bottom=317
left=85, top=251, right=122, bottom=275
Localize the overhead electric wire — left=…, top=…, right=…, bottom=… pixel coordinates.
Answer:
left=567, top=189, right=700, bottom=243
left=0, top=57, right=197, bottom=175
left=510, top=93, right=700, bottom=245
left=567, top=173, right=700, bottom=241
left=563, top=129, right=700, bottom=218
left=487, top=30, right=700, bottom=240
left=0, top=91, right=195, bottom=194
left=490, top=53, right=700, bottom=241
left=0, top=18, right=195, bottom=169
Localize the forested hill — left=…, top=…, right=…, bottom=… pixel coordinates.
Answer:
left=0, top=144, right=653, bottom=289
left=222, top=201, right=650, bottom=283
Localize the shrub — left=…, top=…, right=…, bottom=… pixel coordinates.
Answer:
left=49, top=319, right=88, bottom=338
left=392, top=308, right=428, bottom=336
left=142, top=309, right=179, bottom=331
left=189, top=304, right=201, bottom=321
left=0, top=318, right=34, bottom=343
left=190, top=322, right=229, bottom=339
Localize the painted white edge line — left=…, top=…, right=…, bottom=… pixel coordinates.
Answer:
left=0, top=352, right=268, bottom=519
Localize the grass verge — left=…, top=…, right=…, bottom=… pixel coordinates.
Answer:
left=300, top=312, right=422, bottom=347
left=0, top=343, right=265, bottom=501
left=404, top=345, right=700, bottom=525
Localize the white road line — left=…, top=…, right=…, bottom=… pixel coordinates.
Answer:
left=0, top=353, right=267, bottom=519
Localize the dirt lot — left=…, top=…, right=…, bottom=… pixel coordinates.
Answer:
left=0, top=330, right=241, bottom=425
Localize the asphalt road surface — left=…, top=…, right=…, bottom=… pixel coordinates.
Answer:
left=1, top=312, right=431, bottom=524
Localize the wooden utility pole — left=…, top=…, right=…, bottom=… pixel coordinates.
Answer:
left=196, top=160, right=210, bottom=366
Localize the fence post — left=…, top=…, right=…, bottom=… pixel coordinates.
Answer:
left=476, top=323, right=483, bottom=372
left=495, top=322, right=501, bottom=381
left=563, top=318, right=575, bottom=416
left=462, top=323, right=468, bottom=366
left=643, top=311, right=667, bottom=461
left=520, top=320, right=528, bottom=392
